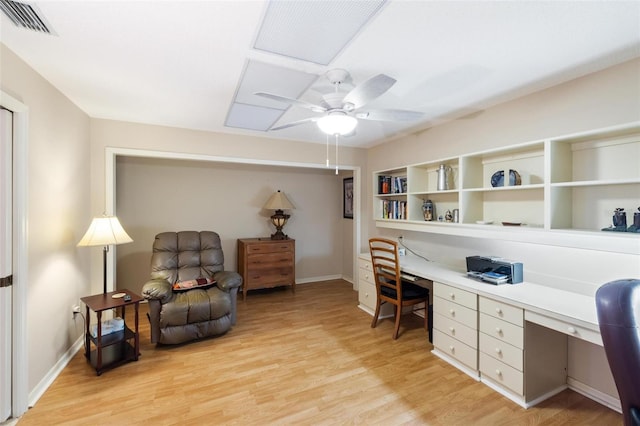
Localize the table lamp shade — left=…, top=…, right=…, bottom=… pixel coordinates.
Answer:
left=77, top=216, right=133, bottom=247
left=263, top=190, right=294, bottom=211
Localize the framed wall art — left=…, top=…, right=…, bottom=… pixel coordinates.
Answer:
left=343, top=177, right=354, bottom=219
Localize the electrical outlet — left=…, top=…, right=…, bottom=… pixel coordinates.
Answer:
left=398, top=248, right=406, bottom=256
left=72, top=304, right=81, bottom=318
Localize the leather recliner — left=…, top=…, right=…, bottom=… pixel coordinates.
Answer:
left=141, top=231, right=242, bottom=345
left=595, top=278, right=640, bottom=426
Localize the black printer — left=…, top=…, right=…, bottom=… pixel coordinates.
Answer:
left=466, top=255, right=523, bottom=284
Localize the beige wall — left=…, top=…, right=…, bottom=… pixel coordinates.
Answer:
left=89, top=120, right=365, bottom=295
left=1, top=44, right=91, bottom=393
left=116, top=156, right=353, bottom=295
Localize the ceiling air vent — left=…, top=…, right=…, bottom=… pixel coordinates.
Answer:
left=0, top=0, right=54, bottom=34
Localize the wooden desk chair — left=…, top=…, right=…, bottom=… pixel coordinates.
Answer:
left=369, top=238, right=430, bottom=340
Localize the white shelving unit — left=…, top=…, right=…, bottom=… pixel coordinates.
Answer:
left=373, top=122, right=640, bottom=254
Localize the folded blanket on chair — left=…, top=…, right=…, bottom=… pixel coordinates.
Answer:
left=172, top=277, right=216, bottom=291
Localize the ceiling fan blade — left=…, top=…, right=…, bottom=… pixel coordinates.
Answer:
left=356, top=109, right=425, bottom=122
left=270, top=117, right=318, bottom=131
left=254, top=92, right=326, bottom=112
left=343, top=74, right=396, bottom=109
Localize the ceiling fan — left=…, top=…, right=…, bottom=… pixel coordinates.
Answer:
left=254, top=69, right=425, bottom=136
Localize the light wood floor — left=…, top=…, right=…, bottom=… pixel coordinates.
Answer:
left=18, top=280, right=621, bottom=425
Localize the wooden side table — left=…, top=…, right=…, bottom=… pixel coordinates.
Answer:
left=80, top=289, right=143, bottom=375
left=237, top=238, right=295, bottom=300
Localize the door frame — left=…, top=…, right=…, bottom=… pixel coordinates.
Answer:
left=0, top=91, right=29, bottom=419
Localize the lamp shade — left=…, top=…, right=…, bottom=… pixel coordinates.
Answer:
left=77, top=216, right=133, bottom=247
left=263, top=190, right=294, bottom=211
left=317, top=113, right=357, bottom=136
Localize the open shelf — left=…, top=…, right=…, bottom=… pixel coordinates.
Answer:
left=373, top=122, right=640, bottom=254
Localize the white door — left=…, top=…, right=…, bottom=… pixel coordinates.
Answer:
left=0, top=107, right=13, bottom=422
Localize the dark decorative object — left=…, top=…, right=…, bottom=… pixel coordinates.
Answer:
left=343, top=177, right=354, bottom=219
left=491, top=169, right=522, bottom=187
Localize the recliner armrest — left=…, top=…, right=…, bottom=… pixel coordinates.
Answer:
left=213, top=271, right=243, bottom=292
left=142, top=278, right=173, bottom=303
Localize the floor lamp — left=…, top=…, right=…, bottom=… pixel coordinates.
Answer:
left=77, top=215, right=133, bottom=294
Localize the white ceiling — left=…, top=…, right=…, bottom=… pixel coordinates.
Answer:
left=1, top=0, right=639, bottom=148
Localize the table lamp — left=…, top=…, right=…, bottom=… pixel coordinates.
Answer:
left=77, top=215, right=133, bottom=294
left=263, top=190, right=294, bottom=240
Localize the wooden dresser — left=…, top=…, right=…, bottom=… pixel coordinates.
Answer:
left=237, top=238, right=295, bottom=300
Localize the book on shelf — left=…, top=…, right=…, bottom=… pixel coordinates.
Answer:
left=380, top=199, right=407, bottom=220
left=378, top=175, right=407, bottom=194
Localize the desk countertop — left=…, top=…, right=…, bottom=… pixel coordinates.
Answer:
left=362, top=253, right=600, bottom=338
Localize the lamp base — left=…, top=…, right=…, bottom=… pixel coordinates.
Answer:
left=270, top=231, right=289, bottom=240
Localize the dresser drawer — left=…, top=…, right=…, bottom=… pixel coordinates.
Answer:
left=433, top=312, right=477, bottom=349
left=247, top=252, right=293, bottom=268
left=246, top=241, right=293, bottom=254
left=434, top=282, right=477, bottom=310
left=359, top=266, right=375, bottom=286
left=480, top=352, right=523, bottom=396
left=246, top=269, right=294, bottom=287
left=479, top=297, right=523, bottom=327
left=479, top=313, right=523, bottom=349
left=479, top=332, right=523, bottom=371
left=434, top=329, right=478, bottom=370
left=434, top=297, right=478, bottom=329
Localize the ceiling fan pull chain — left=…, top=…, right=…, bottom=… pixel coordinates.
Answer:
left=326, top=133, right=330, bottom=168
left=335, top=134, right=339, bottom=175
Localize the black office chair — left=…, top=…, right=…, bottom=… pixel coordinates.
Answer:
left=595, top=278, right=640, bottom=426
left=369, top=238, right=431, bottom=340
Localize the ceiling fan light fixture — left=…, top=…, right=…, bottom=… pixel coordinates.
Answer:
left=317, top=113, right=357, bottom=135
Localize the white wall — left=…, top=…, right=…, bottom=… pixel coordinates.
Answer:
left=0, top=45, right=91, bottom=394
left=115, top=156, right=352, bottom=295
left=365, top=58, right=640, bottom=401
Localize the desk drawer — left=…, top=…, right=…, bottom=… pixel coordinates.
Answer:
left=359, top=266, right=375, bottom=286
left=434, top=312, right=477, bottom=349
left=358, top=258, right=373, bottom=272
left=434, top=329, right=477, bottom=370
left=434, top=282, right=477, bottom=310
left=479, top=297, right=523, bottom=327
left=358, top=280, right=376, bottom=310
left=525, top=311, right=602, bottom=346
left=480, top=352, right=523, bottom=396
left=434, top=297, right=477, bottom=329
left=479, top=332, right=523, bottom=371
left=479, top=313, right=523, bottom=349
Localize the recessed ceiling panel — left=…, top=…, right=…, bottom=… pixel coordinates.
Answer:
left=225, top=60, right=318, bottom=132
left=225, top=102, right=284, bottom=132
left=254, top=0, right=387, bottom=65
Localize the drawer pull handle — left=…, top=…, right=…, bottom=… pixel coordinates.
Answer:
left=449, top=327, right=455, bottom=334
left=365, top=274, right=370, bottom=280
left=449, top=309, right=455, bottom=316
left=495, top=369, right=502, bottom=376
left=567, top=326, right=577, bottom=334
left=495, top=327, right=502, bottom=334
left=449, top=292, right=455, bottom=299
left=449, top=345, right=455, bottom=352
left=495, top=308, right=503, bottom=314
left=495, top=347, right=502, bottom=354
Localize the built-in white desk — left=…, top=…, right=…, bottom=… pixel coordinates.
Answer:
left=358, top=253, right=619, bottom=411
left=399, top=255, right=603, bottom=346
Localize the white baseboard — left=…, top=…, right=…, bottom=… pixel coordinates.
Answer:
left=28, top=336, right=83, bottom=408
left=567, top=377, right=621, bottom=413
left=296, top=274, right=342, bottom=284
